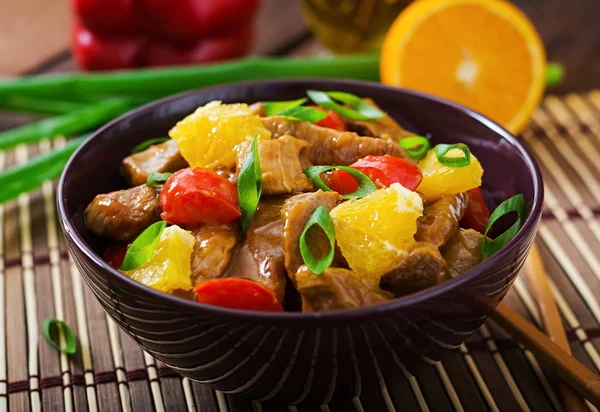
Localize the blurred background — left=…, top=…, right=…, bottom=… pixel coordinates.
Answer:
left=0, top=0, right=598, bottom=93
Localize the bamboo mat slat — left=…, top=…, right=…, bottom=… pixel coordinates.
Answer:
left=1, top=91, right=600, bottom=411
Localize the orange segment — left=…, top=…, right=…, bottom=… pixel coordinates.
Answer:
left=381, top=0, right=546, bottom=134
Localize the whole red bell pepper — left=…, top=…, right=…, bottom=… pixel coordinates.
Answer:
left=71, top=0, right=261, bottom=71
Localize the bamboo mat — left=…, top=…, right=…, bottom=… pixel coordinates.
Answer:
left=1, top=91, right=600, bottom=411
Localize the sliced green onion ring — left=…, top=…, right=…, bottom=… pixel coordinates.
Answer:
left=43, top=318, right=77, bottom=355
left=146, top=172, right=172, bottom=186
left=237, top=136, right=262, bottom=233
left=276, top=106, right=328, bottom=123
left=262, top=98, right=307, bottom=116
left=120, top=221, right=167, bottom=270
left=299, top=205, right=336, bottom=275
left=131, top=137, right=169, bottom=154
left=303, top=165, right=378, bottom=199
left=435, top=143, right=471, bottom=167
left=481, top=194, right=525, bottom=260
left=306, top=90, right=384, bottom=120
left=399, top=136, right=431, bottom=159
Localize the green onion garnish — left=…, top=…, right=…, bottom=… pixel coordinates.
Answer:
left=237, top=136, right=263, bottom=233
left=146, top=172, right=172, bottom=186
left=546, top=62, right=565, bottom=89
left=306, top=90, right=384, bottom=120
left=303, top=165, right=377, bottom=199
left=131, top=137, right=169, bottom=154
left=435, top=143, right=471, bottom=167
left=276, top=106, right=328, bottom=123
left=262, top=98, right=308, bottom=116
left=399, top=136, right=431, bottom=160
left=299, top=205, right=336, bottom=275
left=482, top=194, right=525, bottom=260
left=43, top=318, right=77, bottom=355
left=120, top=221, right=167, bottom=271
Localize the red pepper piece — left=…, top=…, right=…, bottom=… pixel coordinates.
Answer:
left=350, top=155, right=423, bottom=191
left=460, top=188, right=491, bottom=233
left=329, top=169, right=360, bottom=195
left=103, top=243, right=129, bottom=269
left=146, top=24, right=254, bottom=67
left=160, top=167, right=241, bottom=227
left=144, top=0, right=261, bottom=41
left=72, top=20, right=146, bottom=71
left=195, top=278, right=283, bottom=312
left=72, top=0, right=148, bottom=35
left=310, top=106, right=348, bottom=131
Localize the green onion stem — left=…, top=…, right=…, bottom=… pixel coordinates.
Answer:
left=0, top=55, right=380, bottom=100
left=0, top=136, right=85, bottom=203
left=0, top=94, right=88, bottom=115
left=0, top=98, right=133, bottom=150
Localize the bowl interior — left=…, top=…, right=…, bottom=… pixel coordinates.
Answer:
left=59, top=79, right=541, bottom=308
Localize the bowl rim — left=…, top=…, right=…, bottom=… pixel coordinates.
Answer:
left=57, top=78, right=544, bottom=323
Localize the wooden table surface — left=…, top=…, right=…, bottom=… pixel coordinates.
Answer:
left=1, top=1, right=600, bottom=412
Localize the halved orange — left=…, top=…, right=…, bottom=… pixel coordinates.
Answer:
left=381, top=0, right=546, bottom=134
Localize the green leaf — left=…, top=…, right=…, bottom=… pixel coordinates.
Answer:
left=299, top=205, right=336, bottom=275
left=146, top=172, right=172, bottom=186
left=237, top=136, right=262, bottom=233
left=435, top=143, right=471, bottom=167
left=120, top=221, right=167, bottom=271
left=307, top=90, right=384, bottom=120
left=546, top=62, right=565, bottom=89
left=303, top=165, right=378, bottom=199
left=43, top=318, right=77, bottom=355
left=399, top=136, right=431, bottom=160
left=131, top=137, right=169, bottom=154
left=482, top=194, right=525, bottom=260
left=277, top=106, right=328, bottom=123
left=262, top=98, right=307, bottom=116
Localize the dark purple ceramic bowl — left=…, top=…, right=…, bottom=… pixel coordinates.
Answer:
left=57, top=79, right=543, bottom=404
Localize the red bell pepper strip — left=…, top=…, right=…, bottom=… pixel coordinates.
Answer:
left=331, top=155, right=423, bottom=192
left=72, top=20, right=146, bottom=71
left=311, top=105, right=348, bottom=131
left=195, top=278, right=283, bottom=312
left=160, top=167, right=241, bottom=227
left=328, top=169, right=360, bottom=195
left=460, top=188, right=490, bottom=233
left=103, top=243, right=129, bottom=269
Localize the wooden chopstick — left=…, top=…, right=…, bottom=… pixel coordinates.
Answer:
left=491, top=302, right=600, bottom=407
left=524, top=243, right=589, bottom=411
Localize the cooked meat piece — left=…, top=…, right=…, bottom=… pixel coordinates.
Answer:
left=225, top=197, right=287, bottom=303
left=214, top=165, right=238, bottom=185
left=249, top=102, right=266, bottom=117
left=441, top=229, right=484, bottom=277
left=261, top=116, right=411, bottom=165
left=190, top=223, right=239, bottom=286
left=281, top=190, right=342, bottom=279
left=237, top=135, right=315, bottom=195
left=295, top=266, right=392, bottom=311
left=85, top=184, right=161, bottom=242
left=416, top=192, right=469, bottom=248
left=121, top=139, right=188, bottom=186
left=345, top=98, right=414, bottom=142
left=380, top=242, right=451, bottom=297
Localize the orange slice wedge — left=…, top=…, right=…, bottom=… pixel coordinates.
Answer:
left=380, top=0, right=546, bottom=134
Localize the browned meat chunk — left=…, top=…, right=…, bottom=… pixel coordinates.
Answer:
left=121, top=139, right=188, bottom=186
left=295, top=266, right=392, bottom=311
left=85, top=184, right=161, bottom=242
left=345, top=98, right=414, bottom=142
left=416, top=192, right=469, bottom=248
left=261, top=116, right=411, bottom=165
left=190, top=223, right=239, bottom=286
left=225, top=197, right=287, bottom=303
left=380, top=242, right=451, bottom=297
left=281, top=190, right=342, bottom=279
left=249, top=102, right=266, bottom=117
left=237, top=136, right=314, bottom=195
left=441, top=229, right=484, bottom=277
